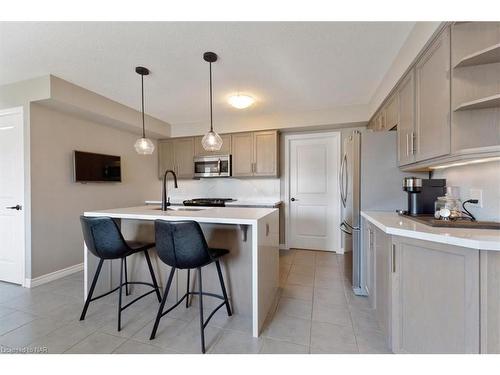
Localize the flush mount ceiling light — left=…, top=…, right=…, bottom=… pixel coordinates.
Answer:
left=228, top=94, right=255, bottom=109
left=201, top=52, right=223, bottom=152
left=133, top=66, right=155, bottom=155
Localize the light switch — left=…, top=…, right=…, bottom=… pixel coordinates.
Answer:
left=469, top=188, right=483, bottom=208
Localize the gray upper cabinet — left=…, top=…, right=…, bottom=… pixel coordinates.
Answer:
left=415, top=27, right=451, bottom=162
left=391, top=236, right=480, bottom=353
left=173, top=137, right=195, bottom=178
left=158, top=139, right=175, bottom=178
left=158, top=137, right=194, bottom=179
left=254, top=130, right=278, bottom=176
left=194, top=134, right=232, bottom=156
left=397, top=71, right=416, bottom=166
left=232, top=132, right=254, bottom=177
left=385, top=94, right=399, bottom=130
left=232, top=130, right=279, bottom=177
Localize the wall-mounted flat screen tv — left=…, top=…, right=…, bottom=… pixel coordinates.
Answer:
left=73, top=151, right=121, bottom=182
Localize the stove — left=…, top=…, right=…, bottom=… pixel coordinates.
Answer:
left=183, top=198, right=236, bottom=207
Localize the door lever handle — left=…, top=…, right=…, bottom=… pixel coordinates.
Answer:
left=6, top=205, right=22, bottom=210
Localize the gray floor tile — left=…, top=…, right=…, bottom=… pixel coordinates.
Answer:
left=0, top=317, right=63, bottom=348
left=310, top=321, right=358, bottom=353
left=0, top=310, right=37, bottom=336
left=262, top=313, right=311, bottom=346
left=113, top=339, right=177, bottom=354
left=287, top=272, right=314, bottom=287
left=276, top=297, right=312, bottom=320
left=0, top=306, right=17, bottom=319
left=260, top=338, right=309, bottom=354
left=313, top=287, right=348, bottom=308
left=210, top=330, right=262, bottom=354
left=28, top=321, right=99, bottom=354
left=281, top=284, right=313, bottom=302
left=65, top=331, right=127, bottom=353
left=4, top=290, right=81, bottom=316
left=290, top=264, right=315, bottom=277
left=132, top=316, right=190, bottom=347
left=312, top=303, right=352, bottom=327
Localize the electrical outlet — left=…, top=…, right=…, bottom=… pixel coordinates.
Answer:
left=469, top=189, right=483, bottom=208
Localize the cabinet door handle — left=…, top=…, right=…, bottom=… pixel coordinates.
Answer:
left=392, top=244, right=396, bottom=273
left=405, top=133, right=409, bottom=157
left=411, top=131, right=415, bottom=155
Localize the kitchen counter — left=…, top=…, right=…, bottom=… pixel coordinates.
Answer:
left=361, top=211, right=500, bottom=251
left=83, top=205, right=279, bottom=337
left=144, top=199, right=282, bottom=208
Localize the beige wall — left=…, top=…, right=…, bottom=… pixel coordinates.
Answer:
left=30, top=103, right=161, bottom=278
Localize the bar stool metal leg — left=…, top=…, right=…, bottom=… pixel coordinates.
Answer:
left=80, top=258, right=104, bottom=321
left=124, top=257, right=130, bottom=296
left=144, top=250, right=162, bottom=302
left=215, top=260, right=232, bottom=316
left=198, top=267, right=205, bottom=353
left=118, top=257, right=124, bottom=331
left=150, top=267, right=176, bottom=340
left=186, top=269, right=191, bottom=308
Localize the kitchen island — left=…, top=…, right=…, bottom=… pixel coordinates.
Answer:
left=83, top=205, right=279, bottom=337
left=361, top=211, right=500, bottom=354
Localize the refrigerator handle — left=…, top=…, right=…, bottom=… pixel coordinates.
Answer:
left=339, top=153, right=347, bottom=207
left=340, top=221, right=352, bottom=235
left=343, top=153, right=348, bottom=207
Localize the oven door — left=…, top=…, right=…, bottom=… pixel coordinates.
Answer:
left=194, top=155, right=231, bottom=178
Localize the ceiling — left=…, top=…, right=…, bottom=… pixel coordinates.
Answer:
left=0, top=22, right=414, bottom=130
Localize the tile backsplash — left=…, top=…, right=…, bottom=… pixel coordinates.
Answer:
left=162, top=177, right=280, bottom=201
left=433, top=160, right=500, bottom=221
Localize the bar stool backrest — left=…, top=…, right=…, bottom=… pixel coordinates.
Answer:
left=80, top=216, right=128, bottom=259
left=154, top=220, right=211, bottom=269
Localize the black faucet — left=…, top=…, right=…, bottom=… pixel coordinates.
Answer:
left=161, top=169, right=178, bottom=211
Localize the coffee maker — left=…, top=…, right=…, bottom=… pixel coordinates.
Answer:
left=402, top=177, right=446, bottom=216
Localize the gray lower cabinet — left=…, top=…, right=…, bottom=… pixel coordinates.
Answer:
left=391, top=236, right=480, bottom=353
left=373, top=226, right=392, bottom=345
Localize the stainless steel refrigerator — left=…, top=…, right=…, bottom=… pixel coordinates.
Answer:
left=340, top=130, right=414, bottom=296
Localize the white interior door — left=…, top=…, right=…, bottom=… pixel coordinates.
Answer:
left=288, top=133, right=341, bottom=252
left=0, top=108, right=25, bottom=284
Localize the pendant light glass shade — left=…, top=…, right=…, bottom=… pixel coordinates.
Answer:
left=134, top=137, right=155, bottom=154
left=202, top=52, right=223, bottom=152
left=201, top=130, right=223, bottom=151
left=134, top=66, right=154, bottom=155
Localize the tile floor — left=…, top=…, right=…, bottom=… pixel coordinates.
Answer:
left=0, top=249, right=391, bottom=354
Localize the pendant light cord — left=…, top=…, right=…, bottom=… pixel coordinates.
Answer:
left=141, top=73, right=146, bottom=138
left=209, top=62, right=213, bottom=132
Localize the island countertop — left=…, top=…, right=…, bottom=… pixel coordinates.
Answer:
left=361, top=211, right=500, bottom=251
left=84, top=205, right=278, bottom=225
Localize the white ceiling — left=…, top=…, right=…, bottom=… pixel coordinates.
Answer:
left=0, top=22, right=414, bottom=130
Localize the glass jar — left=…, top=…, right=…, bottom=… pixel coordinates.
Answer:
left=434, top=194, right=462, bottom=220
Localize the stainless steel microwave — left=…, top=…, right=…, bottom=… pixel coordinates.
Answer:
left=193, top=155, right=232, bottom=178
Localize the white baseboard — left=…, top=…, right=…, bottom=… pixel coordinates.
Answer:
left=25, top=263, right=83, bottom=288
left=336, top=247, right=345, bottom=254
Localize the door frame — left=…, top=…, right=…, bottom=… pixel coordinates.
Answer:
left=0, top=106, right=27, bottom=286
left=283, top=131, right=342, bottom=252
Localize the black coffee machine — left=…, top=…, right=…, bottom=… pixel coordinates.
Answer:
left=402, top=177, right=446, bottom=216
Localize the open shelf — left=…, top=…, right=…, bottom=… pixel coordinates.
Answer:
left=454, top=43, right=500, bottom=68
left=454, top=93, right=500, bottom=111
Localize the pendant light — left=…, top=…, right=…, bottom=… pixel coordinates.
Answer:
left=134, top=66, right=155, bottom=155
left=201, top=52, right=223, bottom=152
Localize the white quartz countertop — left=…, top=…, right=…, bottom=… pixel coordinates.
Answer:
left=84, top=205, right=277, bottom=225
left=361, top=211, right=500, bottom=251
left=144, top=199, right=282, bottom=208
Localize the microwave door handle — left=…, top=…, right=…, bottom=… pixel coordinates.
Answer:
left=217, top=158, right=221, bottom=175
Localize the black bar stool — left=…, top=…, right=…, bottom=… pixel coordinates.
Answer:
left=150, top=220, right=232, bottom=353
left=80, top=216, right=162, bottom=331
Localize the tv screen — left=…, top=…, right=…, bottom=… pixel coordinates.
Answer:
left=73, top=151, right=121, bottom=182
